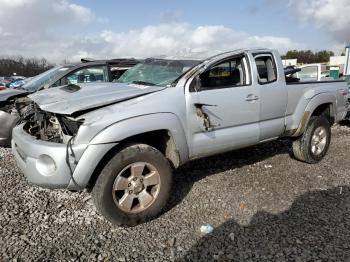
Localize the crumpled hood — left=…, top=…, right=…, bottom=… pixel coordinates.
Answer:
left=0, top=88, right=29, bottom=102
left=29, top=82, right=166, bottom=115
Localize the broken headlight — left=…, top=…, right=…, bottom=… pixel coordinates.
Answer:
left=59, top=117, right=84, bottom=136
left=23, top=105, right=84, bottom=143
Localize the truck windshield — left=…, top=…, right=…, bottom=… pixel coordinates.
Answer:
left=22, top=65, right=73, bottom=92
left=116, top=59, right=201, bottom=86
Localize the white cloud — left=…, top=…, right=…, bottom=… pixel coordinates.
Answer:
left=0, top=0, right=34, bottom=8
left=0, top=0, right=301, bottom=62
left=288, top=0, right=350, bottom=42
left=0, top=26, right=11, bottom=37
left=0, top=0, right=97, bottom=61
left=0, top=0, right=95, bottom=33
left=99, top=23, right=301, bottom=59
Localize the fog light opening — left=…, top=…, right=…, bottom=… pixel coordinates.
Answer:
left=36, top=155, right=57, bottom=177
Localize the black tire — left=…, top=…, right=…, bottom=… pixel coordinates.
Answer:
left=92, top=144, right=173, bottom=226
left=292, top=116, right=331, bottom=164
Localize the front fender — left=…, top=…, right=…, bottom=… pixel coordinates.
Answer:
left=89, top=113, right=189, bottom=163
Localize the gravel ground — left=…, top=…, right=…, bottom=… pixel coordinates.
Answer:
left=1, top=122, right=350, bottom=261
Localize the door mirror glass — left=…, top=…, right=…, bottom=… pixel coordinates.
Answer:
left=194, top=75, right=202, bottom=91
left=189, top=75, right=202, bottom=92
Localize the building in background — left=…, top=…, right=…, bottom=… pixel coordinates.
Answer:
left=329, top=56, right=346, bottom=75
left=282, top=59, right=297, bottom=67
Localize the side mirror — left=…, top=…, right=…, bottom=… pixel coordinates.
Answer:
left=194, top=75, right=202, bottom=91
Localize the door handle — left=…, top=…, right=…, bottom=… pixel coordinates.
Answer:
left=245, top=94, right=259, bottom=102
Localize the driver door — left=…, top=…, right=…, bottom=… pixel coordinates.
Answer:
left=186, top=53, right=260, bottom=158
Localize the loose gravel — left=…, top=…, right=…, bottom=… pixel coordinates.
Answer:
left=1, top=123, right=350, bottom=261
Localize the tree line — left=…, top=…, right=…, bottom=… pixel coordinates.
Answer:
left=0, top=50, right=342, bottom=78
left=282, top=50, right=337, bottom=64
left=0, top=56, right=54, bottom=77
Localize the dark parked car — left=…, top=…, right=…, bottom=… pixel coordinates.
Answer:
left=0, top=58, right=139, bottom=146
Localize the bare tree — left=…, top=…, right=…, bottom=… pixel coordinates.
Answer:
left=0, top=55, right=54, bottom=77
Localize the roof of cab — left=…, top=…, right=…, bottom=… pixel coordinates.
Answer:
left=150, top=48, right=275, bottom=62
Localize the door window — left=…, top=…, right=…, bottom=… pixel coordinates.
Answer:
left=254, top=54, right=277, bottom=84
left=199, top=56, right=247, bottom=90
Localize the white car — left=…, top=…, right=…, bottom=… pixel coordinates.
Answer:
left=296, top=64, right=334, bottom=82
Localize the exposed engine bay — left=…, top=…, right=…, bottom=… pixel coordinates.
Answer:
left=21, top=101, right=83, bottom=144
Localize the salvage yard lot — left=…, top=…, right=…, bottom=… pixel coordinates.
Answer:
left=1, top=123, right=350, bottom=261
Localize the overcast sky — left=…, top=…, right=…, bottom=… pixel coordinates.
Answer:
left=0, top=0, right=349, bottom=63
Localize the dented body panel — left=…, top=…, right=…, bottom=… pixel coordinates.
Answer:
left=0, top=89, right=28, bottom=102
left=0, top=60, right=139, bottom=147
left=11, top=48, right=349, bottom=190
left=28, top=82, right=166, bottom=115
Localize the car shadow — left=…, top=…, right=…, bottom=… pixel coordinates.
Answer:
left=165, top=139, right=292, bottom=213
left=178, top=186, right=350, bottom=261
left=339, top=120, right=350, bottom=127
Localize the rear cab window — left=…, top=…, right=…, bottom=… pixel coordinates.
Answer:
left=254, top=54, right=277, bottom=84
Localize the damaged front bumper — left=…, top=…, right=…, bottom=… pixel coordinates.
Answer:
left=12, top=123, right=117, bottom=190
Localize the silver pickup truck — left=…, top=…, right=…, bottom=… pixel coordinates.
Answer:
left=11, top=48, right=349, bottom=226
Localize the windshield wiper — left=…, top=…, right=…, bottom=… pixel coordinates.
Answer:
left=131, top=80, right=156, bottom=86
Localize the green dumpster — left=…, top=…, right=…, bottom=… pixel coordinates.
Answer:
left=329, top=67, right=339, bottom=80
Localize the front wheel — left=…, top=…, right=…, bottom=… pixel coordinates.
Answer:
left=292, top=116, right=331, bottom=164
left=92, top=144, right=173, bottom=226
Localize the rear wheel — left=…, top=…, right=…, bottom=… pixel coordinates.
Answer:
left=292, top=116, right=331, bottom=164
left=92, top=144, right=172, bottom=226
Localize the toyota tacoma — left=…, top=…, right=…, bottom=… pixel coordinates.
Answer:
left=11, top=48, right=349, bottom=226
